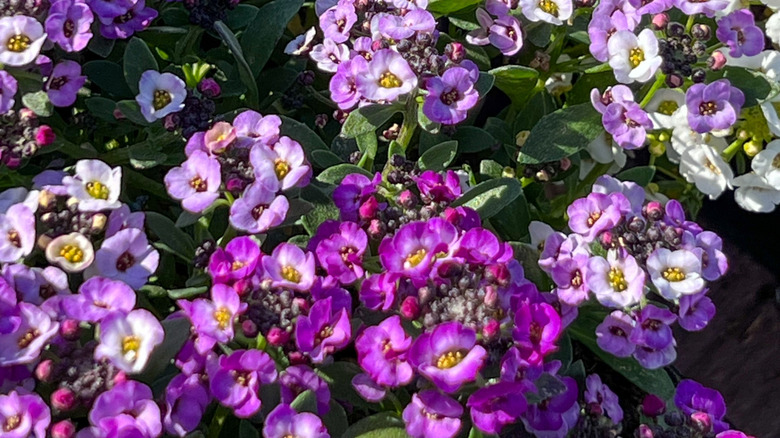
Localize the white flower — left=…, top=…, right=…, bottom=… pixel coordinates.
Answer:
left=608, top=29, right=662, bottom=84
left=579, top=132, right=627, bottom=179
left=752, top=140, right=780, bottom=188
left=45, top=232, right=95, bottom=273
left=725, top=50, right=780, bottom=80
left=645, top=88, right=685, bottom=130
left=63, top=159, right=122, bottom=211
left=520, top=0, right=573, bottom=25
left=669, top=106, right=728, bottom=163
left=135, top=71, right=186, bottom=123
left=646, top=248, right=705, bottom=300
left=285, top=27, right=316, bottom=56
left=309, top=39, right=350, bottom=73
left=732, top=172, right=780, bottom=212
left=766, top=11, right=780, bottom=45
left=529, top=221, right=555, bottom=250
left=0, top=16, right=47, bottom=67
left=95, top=309, right=164, bottom=374
left=679, top=143, right=733, bottom=199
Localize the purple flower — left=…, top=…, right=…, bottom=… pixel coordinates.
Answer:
left=551, top=253, right=590, bottom=306
left=207, top=236, right=261, bottom=284
left=165, top=150, right=222, bottom=214
left=512, top=302, right=561, bottom=364
left=629, top=304, right=676, bottom=350
left=359, top=272, right=397, bottom=311
left=0, top=204, right=35, bottom=263
left=95, top=309, right=164, bottom=373
left=688, top=231, right=728, bottom=281
left=467, top=381, right=529, bottom=435
left=596, top=310, right=636, bottom=357
left=674, top=379, right=729, bottom=433
left=678, top=292, right=716, bottom=331
left=87, top=0, right=133, bottom=19
left=250, top=138, right=312, bottom=190
left=0, top=366, right=33, bottom=393
left=320, top=1, right=356, bottom=43
left=685, top=79, right=745, bottom=133
left=674, top=0, right=729, bottom=17
left=646, top=248, right=705, bottom=300
left=522, top=376, right=580, bottom=437
left=262, top=242, right=316, bottom=291
left=87, top=228, right=159, bottom=290
left=98, top=0, right=158, bottom=39
left=567, top=192, right=621, bottom=242
left=61, top=276, right=135, bottom=322
left=586, top=252, right=645, bottom=308
left=46, top=0, right=93, bottom=52
left=208, top=349, right=277, bottom=418
left=330, top=56, right=368, bottom=110
left=136, top=70, right=186, bottom=123
left=0, top=16, right=47, bottom=67
left=500, top=346, right=544, bottom=383
left=379, top=218, right=459, bottom=284
left=663, top=199, right=703, bottom=235
left=181, top=284, right=246, bottom=354
left=229, top=182, right=288, bottom=234
left=602, top=99, right=653, bottom=149
left=409, top=321, right=487, bottom=393
left=467, top=9, right=524, bottom=56
left=403, top=390, right=463, bottom=438
left=233, top=111, right=281, bottom=148
left=0, top=70, right=18, bottom=113
left=163, top=374, right=210, bottom=437
left=355, top=315, right=414, bottom=388
left=633, top=340, right=677, bottom=369
left=0, top=303, right=58, bottom=365
left=717, top=10, right=764, bottom=58
left=333, top=173, right=379, bottom=221
left=0, top=390, right=50, bottom=438
left=106, top=204, right=145, bottom=237
left=456, top=227, right=512, bottom=265
left=88, top=380, right=161, bottom=437
left=352, top=373, right=387, bottom=402
left=63, top=159, right=123, bottom=211
left=315, top=221, right=368, bottom=285
left=280, top=365, right=331, bottom=415
left=375, top=9, right=435, bottom=40
left=423, top=67, right=479, bottom=125
left=356, top=49, right=418, bottom=102
left=585, top=374, right=624, bottom=424
left=263, top=404, right=329, bottom=438
left=295, top=297, right=351, bottom=363
left=175, top=339, right=216, bottom=376
left=46, top=60, right=86, bottom=107
left=416, top=170, right=463, bottom=203
left=310, top=39, right=350, bottom=73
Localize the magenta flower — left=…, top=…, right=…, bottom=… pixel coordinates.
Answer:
left=550, top=253, right=590, bottom=306
left=315, top=221, right=368, bottom=285
left=280, top=365, right=331, bottom=415
left=409, top=321, right=487, bottom=393
left=163, top=374, right=210, bottom=437
left=333, top=172, right=380, bottom=221
left=0, top=71, right=16, bottom=114
left=0, top=203, right=36, bottom=263
left=0, top=303, right=58, bottom=365
left=379, top=218, right=458, bottom=284
left=423, top=67, right=479, bottom=125
left=596, top=310, right=636, bottom=357
left=45, top=0, right=94, bottom=52
left=181, top=284, right=246, bottom=354
left=233, top=110, right=281, bottom=148
left=250, top=137, right=312, bottom=190
left=95, top=309, right=164, bottom=374
left=295, top=297, right=351, bottom=363
left=416, top=170, right=463, bottom=203
left=375, top=9, right=435, bottom=40
left=87, top=228, right=159, bottom=290
left=512, top=302, right=561, bottom=364
left=467, top=381, right=529, bottom=435
left=0, top=390, right=50, bottom=438
left=356, top=49, right=418, bottom=102
left=359, top=272, right=397, bottom=311
left=456, top=227, right=512, bottom=265
left=567, top=192, right=621, bottom=242
left=403, top=390, right=463, bottom=438
left=229, top=182, right=288, bottom=234
left=685, top=79, right=745, bottom=134
left=500, top=346, right=544, bottom=383
left=586, top=252, right=645, bottom=308
left=674, top=379, right=729, bottom=433
left=355, top=315, right=414, bottom=388
left=165, top=150, right=222, bottom=214
left=716, top=10, right=764, bottom=57
left=320, top=1, right=356, bottom=43
left=262, top=242, right=316, bottom=291
left=98, top=0, right=158, bottom=39
left=330, top=56, right=368, bottom=110
left=60, top=276, right=135, bottom=322
left=208, top=349, right=278, bottom=418
left=263, top=404, right=329, bottom=438
left=207, top=236, right=261, bottom=284
left=585, top=374, right=624, bottom=423
left=88, top=380, right=161, bottom=437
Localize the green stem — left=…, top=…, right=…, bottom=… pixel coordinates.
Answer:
left=385, top=392, right=404, bottom=415
left=722, top=138, right=745, bottom=161
left=685, top=15, right=696, bottom=33
left=639, top=74, right=666, bottom=108
left=656, top=165, right=686, bottom=183
left=397, top=96, right=419, bottom=151
left=208, top=405, right=229, bottom=438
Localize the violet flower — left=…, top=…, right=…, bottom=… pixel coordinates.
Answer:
left=263, top=404, right=329, bottom=438
left=280, top=365, right=331, bottom=416
left=0, top=203, right=35, bottom=263
left=567, top=192, right=621, bottom=242
left=98, top=0, right=158, bottom=39
left=181, top=284, right=247, bottom=354
left=717, top=10, right=764, bottom=58
left=88, top=380, right=161, bottom=437
left=330, top=56, right=368, bottom=110
left=94, top=309, right=164, bottom=374
left=500, top=346, right=544, bottom=383
left=467, top=9, right=524, bottom=56
left=358, top=272, right=397, bottom=311
left=165, top=150, right=222, bottom=214
left=596, top=310, right=636, bottom=357
left=355, top=315, right=414, bottom=388
left=295, top=297, right=351, bottom=363
left=522, top=376, right=580, bottom=437
left=585, top=374, right=624, bottom=424
left=378, top=218, right=458, bottom=285
left=2, top=264, right=68, bottom=306
left=602, top=99, right=653, bottom=149
left=333, top=172, right=379, bottom=221
left=416, top=170, right=463, bottom=203
left=45, top=0, right=94, bottom=52
left=315, top=221, right=368, bottom=285
left=674, top=0, right=729, bottom=17
left=320, top=0, right=356, bottom=43
left=629, top=304, right=677, bottom=350
left=47, top=60, right=86, bottom=107
left=60, top=276, right=136, bottom=322
left=512, top=302, right=561, bottom=364
left=409, top=321, right=487, bottom=393
left=310, top=39, right=350, bottom=73
left=208, top=349, right=278, bottom=418
left=87, top=227, right=159, bottom=290
left=207, top=236, right=261, bottom=284
left=136, top=70, right=186, bottom=123
left=0, top=16, right=47, bottom=67
left=456, top=227, right=512, bottom=265
left=229, top=182, right=288, bottom=234
left=678, top=292, right=716, bottom=331
left=633, top=340, right=677, bottom=369
left=550, top=253, right=590, bottom=306
left=402, top=390, right=463, bottom=438
left=0, top=303, right=58, bottom=365
left=674, top=379, right=729, bottom=433
left=163, top=374, right=210, bottom=437
left=0, top=390, right=50, bottom=438
left=250, top=137, right=312, bottom=190
left=262, top=242, right=316, bottom=291
left=87, top=0, right=133, bottom=19
left=688, top=231, right=728, bottom=281
left=685, top=79, right=745, bottom=133
left=356, top=49, right=418, bottom=102
left=233, top=110, right=281, bottom=148
left=106, top=204, right=145, bottom=237
left=0, top=70, right=17, bottom=114
left=467, top=381, right=529, bottom=435
left=63, top=159, right=122, bottom=211
left=586, top=252, right=645, bottom=308
left=423, top=67, right=479, bottom=125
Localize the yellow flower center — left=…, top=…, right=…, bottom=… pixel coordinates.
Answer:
left=629, top=47, right=645, bottom=68
left=405, top=248, right=427, bottom=268
left=282, top=265, right=301, bottom=283
left=86, top=181, right=110, bottom=200
left=274, top=158, right=290, bottom=180
left=608, top=267, right=628, bottom=292
left=59, top=244, right=84, bottom=263
left=190, top=176, right=207, bottom=192
left=153, top=89, right=172, bottom=110
left=587, top=211, right=602, bottom=227
left=17, top=328, right=39, bottom=348
left=662, top=267, right=686, bottom=282
left=436, top=350, right=466, bottom=369
left=571, top=270, right=583, bottom=288
left=3, top=415, right=21, bottom=432
left=231, top=260, right=246, bottom=271
left=658, top=100, right=679, bottom=116
left=378, top=72, right=402, bottom=89
left=538, top=0, right=559, bottom=16
left=6, top=230, right=21, bottom=248
left=122, top=335, right=141, bottom=360
left=214, top=307, right=232, bottom=330
left=6, top=34, right=30, bottom=52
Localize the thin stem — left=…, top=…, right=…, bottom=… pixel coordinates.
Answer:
left=305, top=86, right=340, bottom=109
left=685, top=15, right=696, bottom=33
left=208, top=405, right=229, bottom=438
left=385, top=392, right=404, bottom=415
left=639, top=74, right=666, bottom=108
left=722, top=138, right=745, bottom=162
left=397, top=95, right=419, bottom=151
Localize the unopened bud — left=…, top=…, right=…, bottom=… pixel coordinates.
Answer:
left=644, top=201, right=664, bottom=221
left=198, top=78, right=221, bottom=98
left=51, top=420, right=76, bottom=438
left=637, top=424, right=654, bottom=438
left=359, top=197, right=380, bottom=221
left=641, top=394, right=666, bottom=417
left=691, top=23, right=711, bottom=41
left=288, top=351, right=307, bottom=365
left=444, top=42, right=465, bottom=63
left=241, top=320, right=258, bottom=338
left=482, top=319, right=500, bottom=341
left=400, top=296, right=420, bottom=319
left=651, top=13, right=669, bottom=30
left=708, top=51, right=727, bottom=71
left=59, top=319, right=80, bottom=340
left=690, top=411, right=713, bottom=434
left=743, top=140, right=761, bottom=157
left=267, top=327, right=290, bottom=346
left=314, top=113, right=328, bottom=129
left=51, top=388, right=77, bottom=411
left=35, top=359, right=53, bottom=382
left=398, top=190, right=418, bottom=209
left=35, top=125, right=56, bottom=146
left=90, top=213, right=107, bottom=233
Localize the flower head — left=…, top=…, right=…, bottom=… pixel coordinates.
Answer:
left=88, top=380, right=161, bottom=437
left=674, top=379, right=729, bottom=433
left=467, top=381, right=529, bottom=435
left=263, top=404, right=329, bottom=438
left=95, top=309, right=164, bottom=374
left=0, top=203, right=35, bottom=263
left=646, top=248, right=705, bottom=299
left=44, top=232, right=94, bottom=273
left=356, top=49, right=418, bottom=102
left=165, top=150, right=222, bottom=213
left=379, top=218, right=458, bottom=284
left=208, top=236, right=261, bottom=284
left=686, top=79, right=745, bottom=133
left=512, top=302, right=561, bottom=363
left=229, top=182, right=288, bottom=234
left=63, top=159, right=122, bottom=211
left=45, top=0, right=94, bottom=52
left=295, top=297, right=351, bottom=363
left=315, top=221, right=368, bottom=285
left=567, top=192, right=621, bottom=241
left=88, top=228, right=159, bottom=290
left=330, top=56, right=368, bottom=110
left=0, top=390, right=50, bottom=438
left=61, top=276, right=136, bottom=322
left=716, top=10, right=764, bottom=58
left=279, top=365, right=331, bottom=415
left=596, top=310, right=636, bottom=357
left=208, top=349, right=277, bottom=418
left=403, top=390, right=463, bottom=438
left=608, top=29, right=662, bottom=84
left=0, top=16, right=47, bottom=67
left=47, top=60, right=86, bottom=107
left=98, top=0, right=157, bottom=39
left=0, top=302, right=58, bottom=365
left=263, top=242, right=316, bottom=291
left=163, top=374, right=210, bottom=437
left=136, top=71, right=186, bottom=123
left=520, top=0, right=572, bottom=25
left=585, top=374, right=623, bottom=423
left=355, top=315, right=414, bottom=388
left=423, top=67, right=479, bottom=125
left=250, top=137, right=312, bottom=190
left=586, top=251, right=645, bottom=308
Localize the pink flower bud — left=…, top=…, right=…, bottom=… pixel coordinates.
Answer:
left=367, top=219, right=384, bottom=240
left=59, top=319, right=80, bottom=340
left=599, top=230, right=614, bottom=248
left=35, top=359, right=53, bottom=382
left=359, top=196, right=379, bottom=221
left=400, top=296, right=420, bottom=320
left=267, top=327, right=290, bottom=346
left=652, top=13, right=669, bottom=30
left=226, top=177, right=247, bottom=193
left=641, top=394, right=666, bottom=417
left=445, top=42, right=465, bottom=63
left=691, top=412, right=712, bottom=434
left=198, top=78, right=221, bottom=98
left=483, top=285, right=499, bottom=307
left=644, top=201, right=664, bottom=221
left=293, top=297, right=310, bottom=314
left=485, top=264, right=510, bottom=286
left=398, top=190, right=417, bottom=209
left=19, top=108, right=36, bottom=122
left=638, top=424, right=654, bottom=438
left=481, top=319, right=500, bottom=341
left=288, top=351, right=307, bottom=365
left=51, top=420, right=76, bottom=438
left=559, top=157, right=572, bottom=171
left=51, top=388, right=76, bottom=411
left=708, top=51, right=727, bottom=71
left=35, top=125, right=56, bottom=146
left=586, top=401, right=603, bottom=416
left=241, top=320, right=258, bottom=338
left=233, top=279, right=252, bottom=297
left=113, top=371, right=128, bottom=385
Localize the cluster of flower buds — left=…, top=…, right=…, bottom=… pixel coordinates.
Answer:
left=0, top=107, right=55, bottom=169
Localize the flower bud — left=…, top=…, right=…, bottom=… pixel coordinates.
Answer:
left=652, top=13, right=669, bottom=30
left=90, top=213, right=107, bottom=234
left=113, top=371, right=128, bottom=385
left=483, top=285, right=499, bottom=307
left=665, top=73, right=684, bottom=88
left=35, top=359, right=53, bottom=382
left=708, top=51, right=727, bottom=71
left=314, top=113, right=328, bottom=129
left=641, top=394, right=666, bottom=417
left=637, top=424, right=654, bottom=438
left=113, top=108, right=125, bottom=120
left=241, top=320, right=258, bottom=338
left=485, top=264, right=510, bottom=286
left=586, top=401, right=603, bottom=416
left=35, top=125, right=56, bottom=146
left=51, top=388, right=77, bottom=411
left=19, top=108, right=36, bottom=122
left=691, top=23, right=711, bottom=41
left=400, top=296, right=420, bottom=319
left=225, top=177, right=247, bottom=193
left=198, top=78, right=221, bottom=98
left=288, top=351, right=307, bottom=365
left=233, top=279, right=252, bottom=297
left=444, top=42, right=465, bottom=63
left=367, top=219, right=385, bottom=240
left=644, top=201, right=664, bottom=221
left=359, top=197, right=380, bottom=221
left=59, top=319, right=80, bottom=340
left=559, top=157, right=572, bottom=171
left=690, top=412, right=712, bottom=434
left=267, top=327, right=290, bottom=346
left=481, top=319, right=500, bottom=341
left=51, top=420, right=76, bottom=438
left=293, top=297, right=310, bottom=314
left=743, top=140, right=761, bottom=157
left=398, top=190, right=418, bottom=209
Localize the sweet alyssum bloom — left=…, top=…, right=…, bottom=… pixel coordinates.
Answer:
left=163, top=373, right=210, bottom=437
left=330, top=56, right=368, bottom=110
left=98, top=0, right=157, bottom=40
left=315, top=221, right=368, bottom=285
left=567, top=192, right=621, bottom=242
left=263, top=404, right=329, bottom=438
left=180, top=284, right=247, bottom=354
left=519, top=0, right=572, bottom=26
left=587, top=251, right=645, bottom=308
left=403, top=390, right=463, bottom=438
left=47, top=60, right=87, bottom=107
left=320, top=0, right=356, bottom=43
left=229, top=181, right=288, bottom=234
left=646, top=88, right=685, bottom=130
left=356, top=49, right=418, bottom=102
left=87, top=380, right=162, bottom=438
left=280, top=365, right=331, bottom=415
left=596, top=310, right=636, bottom=357
left=685, top=79, right=745, bottom=133
left=209, top=349, right=278, bottom=418
left=0, top=203, right=35, bottom=263
left=468, top=9, right=524, bottom=56
left=732, top=172, right=780, bottom=212
left=0, top=302, right=58, bottom=365
left=310, top=39, right=350, bottom=73
left=136, top=70, right=186, bottom=123
left=0, top=70, right=17, bottom=114
left=602, top=97, right=653, bottom=150
left=584, top=374, right=623, bottom=424
left=674, top=379, right=729, bottom=433
left=674, top=0, right=729, bottom=18
left=512, top=302, right=561, bottom=363
left=165, top=150, right=222, bottom=214
left=263, top=242, right=316, bottom=291
left=608, top=29, right=662, bottom=84
left=284, top=26, right=316, bottom=56
left=95, top=309, right=164, bottom=374
left=716, top=10, right=763, bottom=58
left=423, top=66, right=479, bottom=125
left=646, top=248, right=705, bottom=299
left=751, top=139, right=780, bottom=188
left=522, top=375, right=580, bottom=437
left=678, top=292, right=716, bottom=331
left=629, top=304, right=676, bottom=350
left=88, top=227, right=159, bottom=290
left=355, top=315, right=414, bottom=388
left=251, top=137, right=312, bottom=190
left=63, top=159, right=122, bottom=211
left=0, top=390, right=50, bottom=438
left=44, top=232, right=94, bottom=272
left=296, top=297, right=351, bottom=363
left=208, top=236, right=261, bottom=284
left=60, top=276, right=136, bottom=322
left=106, top=204, right=145, bottom=237
left=467, top=381, right=529, bottom=435
left=0, top=16, right=47, bottom=67
left=379, top=218, right=458, bottom=284
left=1, top=264, right=68, bottom=305
left=45, top=0, right=93, bottom=52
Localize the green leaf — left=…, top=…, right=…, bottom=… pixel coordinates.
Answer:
left=22, top=91, right=53, bottom=117
left=316, top=164, right=373, bottom=185
left=490, top=190, right=531, bottom=241
left=428, top=0, right=483, bottom=14
left=342, top=104, right=402, bottom=138
left=239, top=420, right=259, bottom=438
left=123, top=37, right=158, bottom=95
left=453, top=126, right=496, bottom=154
left=342, top=413, right=407, bottom=438
left=116, top=100, right=151, bottom=126
left=475, top=72, right=495, bottom=97
left=417, top=100, right=441, bottom=134
left=451, top=177, right=522, bottom=219
left=718, top=67, right=773, bottom=107
left=145, top=212, right=196, bottom=260
left=240, top=0, right=304, bottom=75
left=167, top=286, right=208, bottom=300
left=128, top=143, right=167, bottom=169
left=508, top=242, right=549, bottom=289
left=84, top=60, right=134, bottom=98
left=617, top=166, right=656, bottom=186
left=301, top=203, right=340, bottom=236
left=137, top=318, right=191, bottom=384
left=87, top=34, right=115, bottom=57
left=85, top=97, right=118, bottom=122
left=291, top=390, right=318, bottom=414
left=323, top=400, right=349, bottom=438
left=518, top=103, right=603, bottom=164
left=279, top=115, right=328, bottom=153
left=568, top=310, right=676, bottom=399
left=226, top=4, right=260, bottom=29
left=479, top=160, right=504, bottom=178
left=312, top=149, right=344, bottom=168
left=418, top=140, right=458, bottom=171
left=489, top=65, right=540, bottom=106
left=214, top=20, right=259, bottom=108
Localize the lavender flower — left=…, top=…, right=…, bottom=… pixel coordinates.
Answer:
left=468, top=9, right=524, bottom=56
left=0, top=303, right=58, bottom=365
left=0, top=70, right=18, bottom=113
left=717, top=10, right=764, bottom=58
left=0, top=16, right=47, bottom=67
left=163, top=374, right=210, bottom=437
left=61, top=276, right=136, bottom=322
left=315, top=221, right=368, bottom=285
left=165, top=150, right=222, bottom=213
left=685, top=79, right=745, bottom=133
left=88, top=380, right=162, bottom=437
left=1, top=264, right=68, bottom=305
left=674, top=379, right=729, bottom=433
left=95, top=309, right=164, bottom=373
left=630, top=304, right=677, bottom=352
left=409, top=321, right=487, bottom=393
left=208, top=349, right=277, bottom=418
left=229, top=182, right=288, bottom=234
left=63, top=159, right=122, bottom=211
left=263, top=242, right=316, bottom=291
left=356, top=49, right=418, bottom=102
left=181, top=284, right=246, bottom=354
left=98, top=0, right=157, bottom=39
left=678, top=292, right=716, bottom=331
left=106, top=204, right=145, bottom=237
left=136, top=71, right=186, bottom=123
left=585, top=374, right=623, bottom=423
left=674, top=0, right=729, bottom=17
left=87, top=0, right=133, bottom=19
left=285, top=27, right=316, bottom=56
left=355, top=315, right=414, bottom=388
left=602, top=98, right=653, bottom=149
left=295, top=297, right=351, bottom=363
left=567, top=192, right=621, bottom=242
left=45, top=0, right=93, bottom=52
left=320, top=0, right=356, bottom=43
left=207, top=236, right=261, bottom=284
left=280, top=365, right=331, bottom=415
left=596, top=310, right=636, bottom=357
left=646, top=248, right=705, bottom=300
left=550, top=253, right=590, bottom=306
left=88, top=228, right=159, bottom=290
left=263, top=404, right=329, bottom=438
left=633, top=339, right=676, bottom=369
left=403, top=390, right=463, bottom=438
left=47, top=60, right=86, bottom=107
left=310, top=39, right=350, bottom=73
left=587, top=251, right=645, bottom=308
left=512, top=302, right=561, bottom=363
left=608, top=29, right=662, bottom=84
left=250, top=137, right=312, bottom=190
left=0, top=390, right=50, bottom=438
left=0, top=203, right=35, bottom=263
left=467, top=381, right=529, bottom=434
left=233, top=110, right=281, bottom=148
left=330, top=56, right=368, bottom=110
left=423, top=67, right=479, bottom=125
